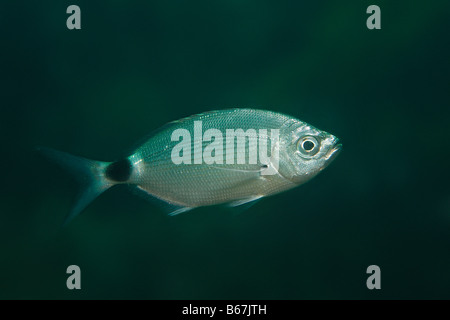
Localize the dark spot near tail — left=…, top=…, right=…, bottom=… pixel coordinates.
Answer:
left=106, top=159, right=132, bottom=182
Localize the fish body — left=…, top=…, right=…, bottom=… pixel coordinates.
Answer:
left=40, top=109, right=341, bottom=223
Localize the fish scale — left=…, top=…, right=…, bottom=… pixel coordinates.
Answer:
left=39, top=108, right=341, bottom=224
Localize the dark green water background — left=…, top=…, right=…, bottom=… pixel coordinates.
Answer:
left=1, top=1, right=449, bottom=299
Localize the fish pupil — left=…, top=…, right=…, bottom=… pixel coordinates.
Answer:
left=303, top=140, right=315, bottom=151
left=106, top=159, right=133, bottom=182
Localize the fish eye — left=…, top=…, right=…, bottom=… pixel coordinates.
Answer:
left=302, top=140, right=315, bottom=151
left=298, top=136, right=320, bottom=156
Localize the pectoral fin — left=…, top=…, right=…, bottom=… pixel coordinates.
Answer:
left=211, top=164, right=268, bottom=174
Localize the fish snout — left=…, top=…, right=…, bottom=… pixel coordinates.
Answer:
left=325, top=139, right=342, bottom=164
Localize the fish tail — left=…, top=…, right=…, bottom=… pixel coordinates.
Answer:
left=37, top=147, right=114, bottom=225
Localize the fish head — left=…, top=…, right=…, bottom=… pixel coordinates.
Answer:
left=277, top=119, right=342, bottom=184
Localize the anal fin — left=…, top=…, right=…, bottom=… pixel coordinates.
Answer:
left=168, top=207, right=193, bottom=216
left=227, top=196, right=263, bottom=214
left=129, top=185, right=193, bottom=216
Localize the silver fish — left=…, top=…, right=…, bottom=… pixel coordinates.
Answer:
left=40, top=109, right=341, bottom=223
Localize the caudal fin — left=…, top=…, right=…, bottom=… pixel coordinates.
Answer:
left=37, top=147, right=114, bottom=225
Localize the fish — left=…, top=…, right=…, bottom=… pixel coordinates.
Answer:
left=39, top=108, right=341, bottom=224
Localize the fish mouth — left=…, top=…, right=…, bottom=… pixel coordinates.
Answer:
left=324, top=143, right=342, bottom=163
